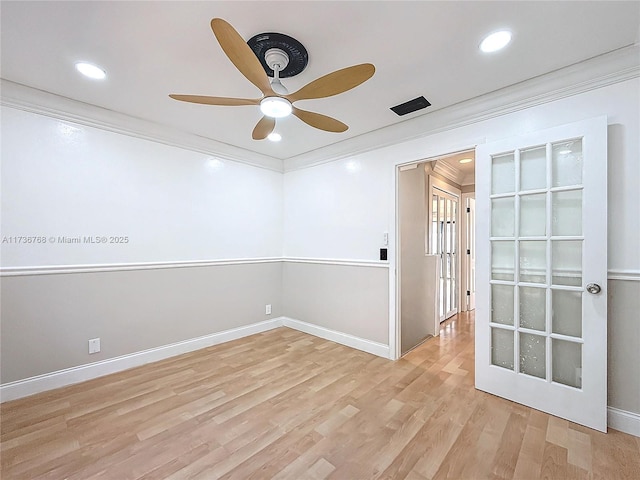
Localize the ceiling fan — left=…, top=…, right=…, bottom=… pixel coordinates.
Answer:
left=169, top=18, right=375, bottom=140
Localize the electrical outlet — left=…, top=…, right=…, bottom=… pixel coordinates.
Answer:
left=383, top=232, right=389, bottom=246
left=88, top=338, right=101, bottom=354
left=265, top=304, right=272, bottom=315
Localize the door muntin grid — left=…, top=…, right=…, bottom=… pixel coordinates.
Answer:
left=489, top=138, right=584, bottom=389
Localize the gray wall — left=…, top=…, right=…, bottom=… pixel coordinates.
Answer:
left=608, top=279, right=640, bottom=414
left=282, top=261, right=389, bottom=345
left=1, top=262, right=282, bottom=383
left=399, top=165, right=438, bottom=353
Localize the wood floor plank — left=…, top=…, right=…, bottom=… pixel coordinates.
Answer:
left=2, top=313, right=639, bottom=479
left=512, top=422, right=547, bottom=479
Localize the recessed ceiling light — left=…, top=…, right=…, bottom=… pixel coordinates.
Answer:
left=267, top=132, right=282, bottom=142
left=75, top=62, right=106, bottom=80
left=480, top=30, right=512, bottom=53
left=459, top=158, right=473, bottom=164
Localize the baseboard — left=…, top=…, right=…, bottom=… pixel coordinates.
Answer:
left=0, top=316, right=389, bottom=402
left=0, top=318, right=283, bottom=403
left=608, top=407, right=640, bottom=437
left=3, top=319, right=635, bottom=438
left=282, top=316, right=390, bottom=359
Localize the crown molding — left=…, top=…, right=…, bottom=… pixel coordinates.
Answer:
left=0, top=80, right=284, bottom=173
left=432, top=159, right=464, bottom=185
left=3, top=45, right=638, bottom=175
left=283, top=44, right=640, bottom=172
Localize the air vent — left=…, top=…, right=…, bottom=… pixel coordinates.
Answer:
left=390, top=96, right=431, bottom=116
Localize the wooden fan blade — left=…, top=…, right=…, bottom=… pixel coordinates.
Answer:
left=211, top=18, right=274, bottom=96
left=169, top=94, right=260, bottom=106
left=286, top=63, right=375, bottom=103
left=252, top=116, right=276, bottom=140
left=292, top=107, right=348, bottom=133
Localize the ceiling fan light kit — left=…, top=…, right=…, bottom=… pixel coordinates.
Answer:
left=169, top=18, right=375, bottom=140
left=260, top=97, right=292, bottom=118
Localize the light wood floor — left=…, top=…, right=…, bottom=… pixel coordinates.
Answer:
left=2, top=312, right=639, bottom=479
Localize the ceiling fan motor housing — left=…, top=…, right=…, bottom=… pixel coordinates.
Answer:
left=264, top=48, right=289, bottom=72
left=247, top=32, right=309, bottom=78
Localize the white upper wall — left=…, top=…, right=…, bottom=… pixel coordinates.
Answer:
left=2, top=75, right=638, bottom=272
left=283, top=78, right=639, bottom=273
left=1, top=108, right=283, bottom=267
left=283, top=155, right=392, bottom=260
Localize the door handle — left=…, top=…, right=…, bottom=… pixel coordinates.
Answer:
left=586, top=283, right=602, bottom=294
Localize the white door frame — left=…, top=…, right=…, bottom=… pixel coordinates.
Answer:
left=460, top=193, right=476, bottom=312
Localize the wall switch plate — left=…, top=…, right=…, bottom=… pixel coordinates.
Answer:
left=265, top=304, right=272, bottom=315
left=88, top=338, right=101, bottom=354
left=383, top=232, right=389, bottom=246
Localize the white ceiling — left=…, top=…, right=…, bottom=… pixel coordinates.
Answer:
left=432, top=150, right=476, bottom=186
left=1, top=1, right=638, bottom=161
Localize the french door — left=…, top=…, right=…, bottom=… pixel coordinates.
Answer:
left=431, top=188, right=458, bottom=321
left=475, top=116, right=608, bottom=431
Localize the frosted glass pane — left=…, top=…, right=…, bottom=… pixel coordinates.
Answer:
left=520, top=194, right=546, bottom=237
left=439, top=197, right=445, bottom=253
left=519, top=286, right=546, bottom=331
left=553, top=339, right=582, bottom=388
left=519, top=241, right=546, bottom=284
left=492, top=284, right=514, bottom=325
left=492, top=241, right=515, bottom=281
left=552, top=240, right=582, bottom=286
left=491, top=197, right=515, bottom=237
left=446, top=199, right=452, bottom=253
left=431, top=195, right=438, bottom=254
left=552, top=190, right=582, bottom=236
left=552, top=289, right=582, bottom=337
left=452, top=277, right=457, bottom=308
left=452, top=201, right=457, bottom=254
left=520, top=333, right=546, bottom=379
left=492, top=328, right=514, bottom=370
left=520, top=146, right=547, bottom=191
left=552, top=139, right=583, bottom=187
left=440, top=277, right=444, bottom=318
left=492, top=153, right=515, bottom=194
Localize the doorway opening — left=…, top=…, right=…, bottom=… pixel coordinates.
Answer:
left=397, top=149, right=475, bottom=356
